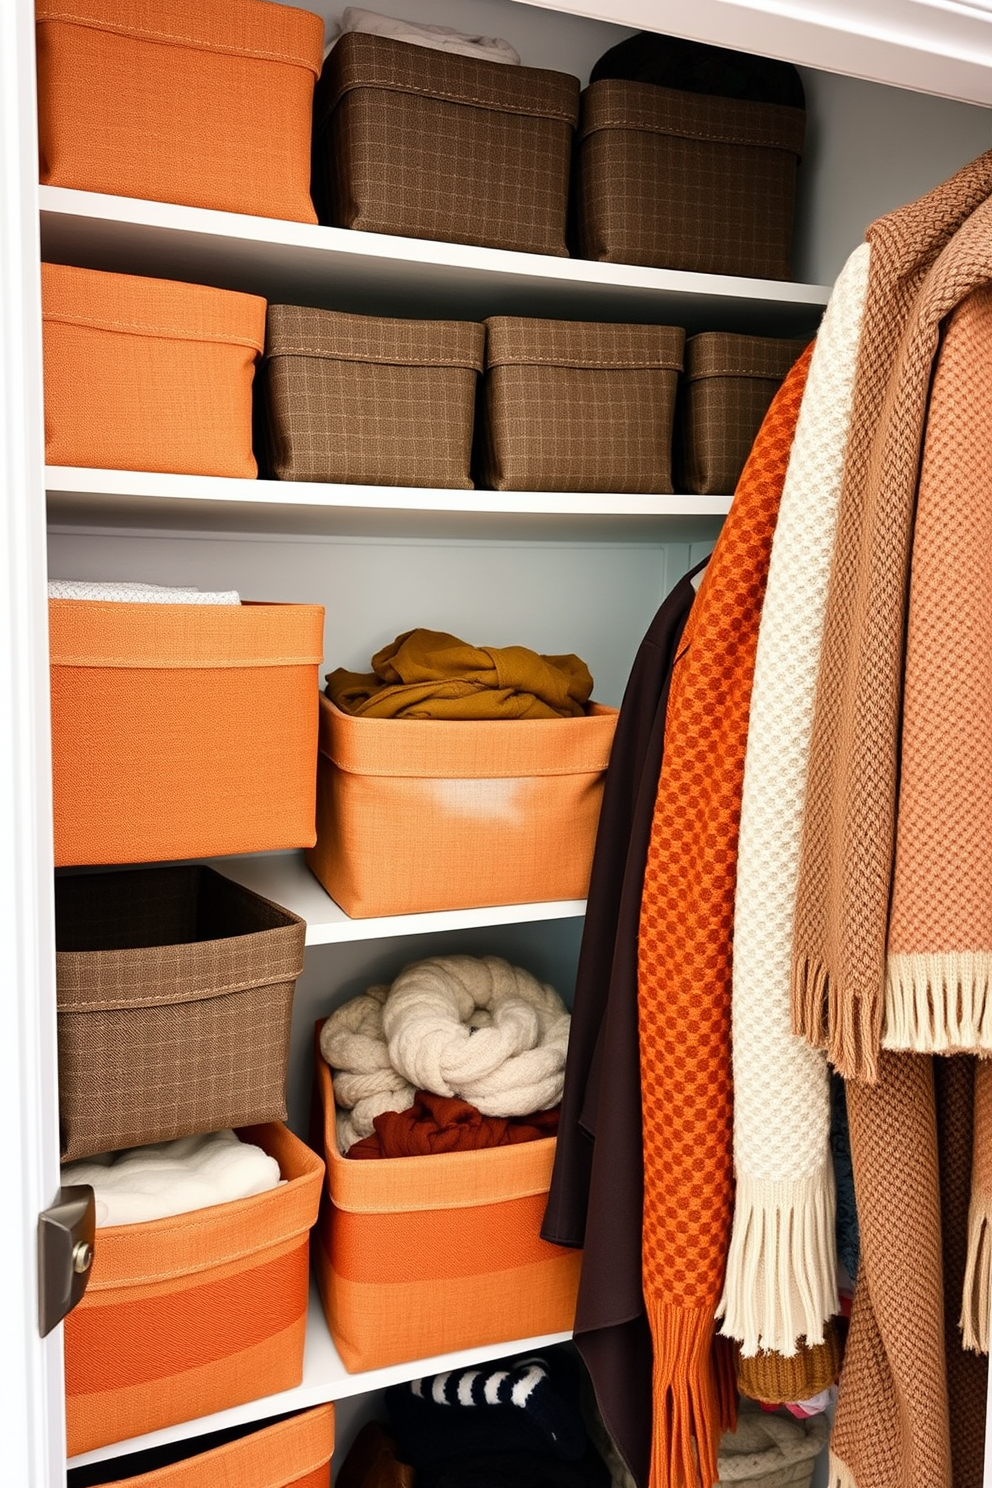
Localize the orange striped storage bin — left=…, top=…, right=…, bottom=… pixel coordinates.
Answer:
left=49, top=599, right=324, bottom=866
left=306, top=696, right=618, bottom=916
left=36, top=0, right=324, bottom=222
left=64, top=1123, right=324, bottom=1457
left=67, top=1405, right=335, bottom=1488
left=42, top=263, right=266, bottom=477
left=313, top=1030, right=581, bottom=1372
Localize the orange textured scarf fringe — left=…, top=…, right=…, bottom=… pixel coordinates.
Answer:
left=638, top=346, right=813, bottom=1488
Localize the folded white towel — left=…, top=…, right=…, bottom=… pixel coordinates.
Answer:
left=325, top=7, right=520, bottom=64
left=48, top=579, right=241, bottom=604
left=61, top=1129, right=281, bottom=1227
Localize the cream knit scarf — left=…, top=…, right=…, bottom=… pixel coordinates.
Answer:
left=718, top=243, right=870, bottom=1358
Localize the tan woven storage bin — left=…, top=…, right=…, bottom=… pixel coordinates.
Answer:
left=575, top=79, right=805, bottom=278
left=55, top=865, right=305, bottom=1160
left=264, top=306, right=484, bottom=487
left=680, top=332, right=808, bottom=494
left=307, top=694, right=618, bottom=917
left=311, top=32, right=579, bottom=255
left=479, top=317, right=684, bottom=493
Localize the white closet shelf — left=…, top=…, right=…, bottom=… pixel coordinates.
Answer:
left=45, top=466, right=732, bottom=541
left=160, top=850, right=586, bottom=946
left=67, top=1280, right=575, bottom=1469
left=38, top=186, right=829, bottom=336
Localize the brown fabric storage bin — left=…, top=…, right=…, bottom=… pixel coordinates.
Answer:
left=307, top=694, right=618, bottom=918
left=479, top=317, right=684, bottom=493
left=264, top=306, right=484, bottom=487
left=311, top=31, right=579, bottom=255
left=575, top=79, right=805, bottom=278
left=55, top=865, right=305, bottom=1160
left=680, top=332, right=808, bottom=494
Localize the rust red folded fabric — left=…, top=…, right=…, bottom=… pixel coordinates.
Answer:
left=346, top=1091, right=561, bottom=1158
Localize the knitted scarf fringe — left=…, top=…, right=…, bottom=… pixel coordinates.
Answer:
left=883, top=952, right=992, bottom=1053
left=827, top=1454, right=860, bottom=1488
left=961, top=1199, right=992, bottom=1353
left=717, top=1166, right=838, bottom=1357
left=791, top=954, right=880, bottom=1082
left=645, top=1298, right=733, bottom=1488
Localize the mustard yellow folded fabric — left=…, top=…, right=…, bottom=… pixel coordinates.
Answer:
left=326, top=628, right=593, bottom=719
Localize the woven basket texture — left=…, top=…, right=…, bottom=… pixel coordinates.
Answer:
left=311, top=1029, right=581, bottom=1372
left=575, top=78, right=804, bottom=277
left=680, top=332, right=808, bottom=493
left=264, top=305, right=484, bottom=486
left=36, top=0, right=323, bottom=221
left=312, top=32, right=579, bottom=254
left=56, top=866, right=305, bottom=1160
left=479, top=316, right=684, bottom=493
left=42, top=262, right=266, bottom=478
left=307, top=694, right=617, bottom=917
left=65, top=1403, right=334, bottom=1488
left=64, top=1121, right=323, bottom=1455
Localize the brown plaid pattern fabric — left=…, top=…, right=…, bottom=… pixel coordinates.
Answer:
left=264, top=304, right=484, bottom=487
left=312, top=32, right=579, bottom=256
left=55, top=866, right=305, bottom=1159
left=576, top=79, right=804, bottom=279
left=479, top=316, right=684, bottom=493
left=679, top=332, right=808, bottom=494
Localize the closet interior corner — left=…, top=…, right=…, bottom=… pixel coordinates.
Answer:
left=14, top=0, right=992, bottom=1482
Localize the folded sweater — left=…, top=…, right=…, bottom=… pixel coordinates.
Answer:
left=48, top=579, right=241, bottom=604
left=325, top=8, right=520, bottom=65
left=61, top=1129, right=281, bottom=1226
left=347, top=1090, right=560, bottom=1158
left=327, top=628, right=593, bottom=720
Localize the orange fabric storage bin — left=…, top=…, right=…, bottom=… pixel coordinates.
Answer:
left=42, top=263, right=266, bottom=477
left=64, top=1122, right=324, bottom=1456
left=306, top=696, right=618, bottom=917
left=312, top=1031, right=580, bottom=1372
left=36, top=0, right=324, bottom=222
left=67, top=1405, right=335, bottom=1487
left=50, top=599, right=324, bottom=866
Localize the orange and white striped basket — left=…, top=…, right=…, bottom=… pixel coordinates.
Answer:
left=312, top=1026, right=581, bottom=1372
left=65, top=1123, right=324, bottom=1456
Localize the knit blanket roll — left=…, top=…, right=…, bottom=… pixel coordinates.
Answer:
left=638, top=346, right=813, bottom=1488
left=327, top=628, right=594, bottom=719
left=791, top=150, right=992, bottom=1080
left=718, top=244, right=869, bottom=1359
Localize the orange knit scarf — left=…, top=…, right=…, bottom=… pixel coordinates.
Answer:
left=638, top=346, right=813, bottom=1488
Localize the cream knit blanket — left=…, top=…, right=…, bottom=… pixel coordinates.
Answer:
left=320, top=954, right=570, bottom=1153
left=718, top=243, right=870, bottom=1357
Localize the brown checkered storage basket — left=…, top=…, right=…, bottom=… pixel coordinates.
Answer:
left=264, top=305, right=484, bottom=487
left=680, top=332, right=808, bottom=494
left=575, top=79, right=805, bottom=278
left=479, top=317, right=685, bottom=493
left=311, top=32, right=579, bottom=255
left=55, top=866, right=305, bottom=1161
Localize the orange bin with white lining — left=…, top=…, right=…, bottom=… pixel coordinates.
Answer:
left=312, top=1028, right=581, bottom=1373
left=64, top=1123, right=324, bottom=1457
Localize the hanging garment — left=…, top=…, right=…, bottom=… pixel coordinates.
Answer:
left=790, top=149, right=992, bottom=1078
left=541, top=557, right=707, bottom=1488
left=327, top=628, right=594, bottom=719
left=637, top=346, right=813, bottom=1488
left=718, top=244, right=868, bottom=1360
left=831, top=1053, right=988, bottom=1488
